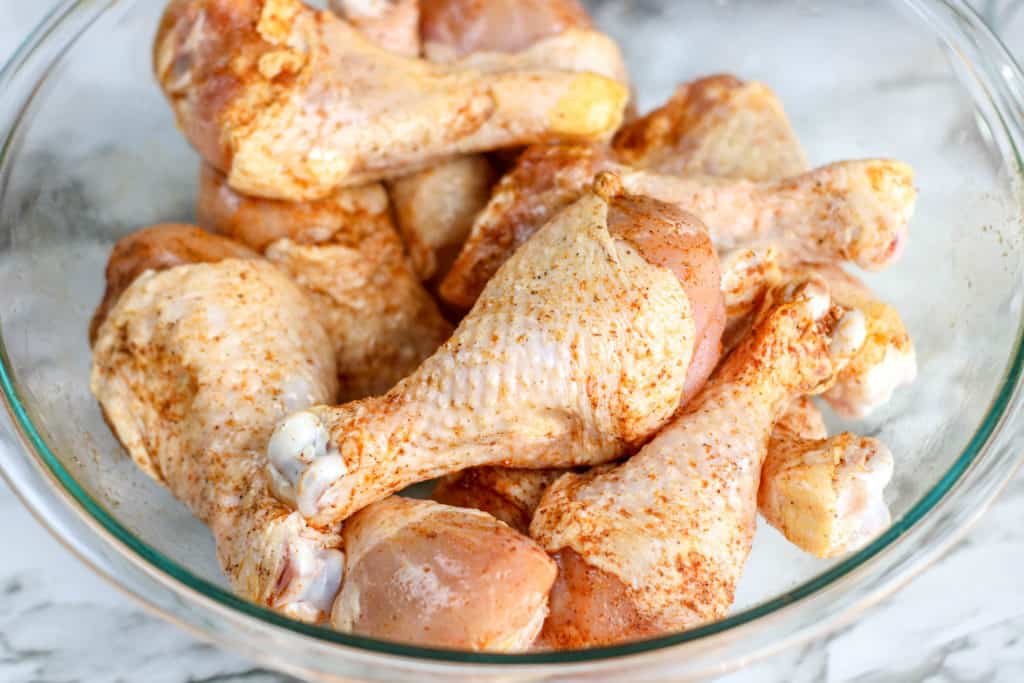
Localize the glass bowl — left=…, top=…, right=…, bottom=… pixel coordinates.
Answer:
left=1, top=1, right=1023, bottom=681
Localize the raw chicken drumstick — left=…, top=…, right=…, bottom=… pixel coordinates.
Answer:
left=196, top=164, right=453, bottom=400
left=433, top=400, right=894, bottom=560
left=265, top=178, right=724, bottom=526
left=91, top=236, right=556, bottom=650
left=441, top=146, right=915, bottom=308
left=92, top=258, right=345, bottom=622
left=531, top=277, right=868, bottom=648
left=635, top=75, right=914, bottom=417
left=154, top=0, right=628, bottom=200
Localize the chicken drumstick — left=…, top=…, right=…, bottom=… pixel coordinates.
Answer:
left=531, top=277, right=867, bottom=647
left=266, top=178, right=724, bottom=526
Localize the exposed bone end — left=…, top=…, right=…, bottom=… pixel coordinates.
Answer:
left=749, top=276, right=871, bottom=398
left=778, top=276, right=831, bottom=322
left=826, top=343, right=918, bottom=418
left=830, top=309, right=868, bottom=361
left=266, top=409, right=342, bottom=511
left=235, top=511, right=345, bottom=624
left=333, top=497, right=556, bottom=651
left=593, top=171, right=624, bottom=201
left=549, top=73, right=629, bottom=140
left=760, top=433, right=894, bottom=558
left=832, top=438, right=895, bottom=554
left=847, top=159, right=917, bottom=270
left=297, top=453, right=350, bottom=519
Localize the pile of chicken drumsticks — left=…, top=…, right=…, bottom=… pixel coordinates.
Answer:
left=89, top=0, right=916, bottom=651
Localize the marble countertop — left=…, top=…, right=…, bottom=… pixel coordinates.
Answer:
left=3, top=2, right=1024, bottom=682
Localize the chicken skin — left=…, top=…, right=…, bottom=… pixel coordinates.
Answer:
left=333, top=495, right=556, bottom=649
left=433, top=467, right=565, bottom=534
left=196, top=164, right=453, bottom=400
left=612, top=74, right=808, bottom=181
left=92, top=258, right=345, bottom=622
left=195, top=161, right=395, bottom=251
left=531, top=277, right=868, bottom=648
left=91, top=233, right=556, bottom=650
left=265, top=180, right=723, bottom=526
left=441, top=145, right=915, bottom=309
left=329, top=0, right=421, bottom=57
left=154, top=0, right=628, bottom=200
left=88, top=222, right=260, bottom=344
left=420, top=0, right=591, bottom=60
left=388, top=155, right=497, bottom=282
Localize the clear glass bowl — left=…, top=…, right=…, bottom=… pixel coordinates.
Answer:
left=1, top=1, right=1023, bottom=681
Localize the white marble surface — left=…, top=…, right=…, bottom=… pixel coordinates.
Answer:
left=3, top=2, right=1024, bottom=682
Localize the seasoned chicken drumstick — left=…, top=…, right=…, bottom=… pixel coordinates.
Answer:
left=630, top=75, right=914, bottom=417
left=196, top=164, right=453, bottom=400
left=441, top=146, right=915, bottom=308
left=266, top=178, right=724, bottom=526
left=92, top=258, right=345, bottom=622
left=155, top=0, right=628, bottom=200
left=531, top=277, right=868, bottom=648
left=91, top=232, right=556, bottom=650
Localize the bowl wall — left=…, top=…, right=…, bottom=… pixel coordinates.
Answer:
left=1, top=1, right=1022, bottom=681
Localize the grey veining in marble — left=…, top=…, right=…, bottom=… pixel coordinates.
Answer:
left=2, top=2, right=1024, bottom=683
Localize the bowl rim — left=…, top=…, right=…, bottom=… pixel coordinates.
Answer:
left=1, top=0, right=1024, bottom=670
